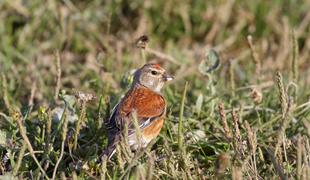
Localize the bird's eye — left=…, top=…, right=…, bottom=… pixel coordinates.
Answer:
left=151, top=70, right=158, bottom=75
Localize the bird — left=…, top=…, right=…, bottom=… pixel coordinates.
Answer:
left=100, top=63, right=173, bottom=160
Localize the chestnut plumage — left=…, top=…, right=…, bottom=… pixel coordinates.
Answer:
left=99, top=63, right=173, bottom=160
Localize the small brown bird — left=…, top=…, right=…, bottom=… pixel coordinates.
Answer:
left=100, top=63, right=173, bottom=160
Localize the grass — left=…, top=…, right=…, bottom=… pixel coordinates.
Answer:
left=1, top=0, right=310, bottom=179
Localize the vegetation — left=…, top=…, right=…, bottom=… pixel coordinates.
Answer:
left=1, top=0, right=310, bottom=179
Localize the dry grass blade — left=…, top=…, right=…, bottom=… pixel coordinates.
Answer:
left=52, top=107, right=69, bottom=180
left=245, top=120, right=258, bottom=179
left=13, top=111, right=50, bottom=179
left=74, top=100, right=87, bottom=150
left=218, top=102, right=232, bottom=141
left=54, top=50, right=61, bottom=101
left=13, top=142, right=27, bottom=176
left=275, top=71, right=287, bottom=118
left=247, top=35, right=261, bottom=77
left=232, top=166, right=242, bottom=180
left=229, top=59, right=235, bottom=97
left=296, top=135, right=303, bottom=180
left=1, top=74, right=12, bottom=113
left=146, top=152, right=154, bottom=180
left=231, top=109, right=243, bottom=158
left=291, top=30, right=299, bottom=82
left=178, top=82, right=188, bottom=151
left=178, top=81, right=192, bottom=179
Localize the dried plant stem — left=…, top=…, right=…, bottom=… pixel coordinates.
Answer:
left=1, top=74, right=12, bottom=113
left=229, top=60, right=235, bottom=97
left=141, top=48, right=146, bottom=65
left=303, top=139, right=310, bottom=180
left=178, top=82, right=188, bottom=151
left=218, top=102, right=232, bottom=141
left=146, top=152, right=154, bottom=180
left=276, top=72, right=287, bottom=118
left=74, top=101, right=87, bottom=150
left=121, top=125, right=129, bottom=156
left=28, top=81, right=36, bottom=107
left=178, top=82, right=191, bottom=178
left=245, top=121, right=258, bottom=179
left=296, top=135, right=303, bottom=180
left=54, top=50, right=61, bottom=101
left=232, top=166, right=242, bottom=180
left=274, top=74, right=292, bottom=157
left=44, top=110, right=53, bottom=171
left=13, top=142, right=27, bottom=176
left=132, top=111, right=143, bottom=149
left=266, top=148, right=287, bottom=180
left=14, top=112, right=49, bottom=179
left=231, top=109, right=243, bottom=158
left=100, top=155, right=108, bottom=180
left=247, top=35, right=261, bottom=77
left=120, top=140, right=156, bottom=179
left=46, top=110, right=52, bottom=144
left=120, top=120, right=133, bottom=161
left=116, top=144, right=125, bottom=172
left=52, top=107, right=68, bottom=180
left=291, top=30, right=299, bottom=82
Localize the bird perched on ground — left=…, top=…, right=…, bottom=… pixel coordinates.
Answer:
left=100, top=63, right=173, bottom=160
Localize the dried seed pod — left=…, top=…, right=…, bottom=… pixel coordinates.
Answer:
left=136, top=35, right=149, bottom=49
left=250, top=88, right=263, bottom=104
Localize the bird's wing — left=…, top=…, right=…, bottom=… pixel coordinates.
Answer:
left=118, top=87, right=166, bottom=134
left=102, top=87, right=166, bottom=159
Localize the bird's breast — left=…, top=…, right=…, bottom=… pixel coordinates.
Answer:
left=141, top=117, right=165, bottom=142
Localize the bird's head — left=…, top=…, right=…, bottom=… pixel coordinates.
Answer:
left=133, top=63, right=174, bottom=92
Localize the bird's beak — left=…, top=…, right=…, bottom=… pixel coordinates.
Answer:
left=163, top=73, right=174, bottom=81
